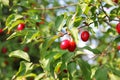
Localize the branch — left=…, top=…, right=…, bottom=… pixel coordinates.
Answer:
left=104, top=20, right=113, bottom=27
left=34, top=3, right=78, bottom=10
left=78, top=22, right=94, bottom=30
left=99, top=0, right=110, bottom=21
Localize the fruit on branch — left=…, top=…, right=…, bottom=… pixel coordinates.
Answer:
left=4, top=60, right=9, bottom=65
left=60, top=40, right=70, bottom=50
left=60, top=39, right=76, bottom=52
left=81, top=31, right=90, bottom=42
left=112, top=0, right=118, bottom=3
left=23, top=46, right=29, bottom=52
left=0, top=28, right=3, bottom=34
left=116, top=23, right=120, bottom=34
left=117, top=45, right=120, bottom=50
left=1, top=47, right=7, bottom=54
left=17, top=23, right=25, bottom=31
left=68, top=40, right=76, bottom=52
left=63, top=69, right=68, bottom=73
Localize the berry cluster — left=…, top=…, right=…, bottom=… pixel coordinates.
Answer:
left=60, top=39, right=76, bottom=52
left=60, top=30, right=90, bottom=52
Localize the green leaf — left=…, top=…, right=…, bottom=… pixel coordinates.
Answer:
left=80, top=3, right=90, bottom=14
left=103, top=0, right=114, bottom=5
left=0, top=0, right=9, bottom=6
left=14, top=61, right=33, bottom=78
left=54, top=62, right=62, bottom=74
left=55, top=15, right=66, bottom=31
left=74, top=17, right=82, bottom=27
left=41, top=35, right=61, bottom=56
left=97, top=44, right=107, bottom=52
left=114, top=35, right=120, bottom=42
left=7, top=31, right=26, bottom=40
left=94, top=21, right=98, bottom=27
left=25, top=73, right=37, bottom=78
left=67, top=62, right=76, bottom=77
left=84, top=4, right=91, bottom=14
left=46, top=35, right=60, bottom=49
left=9, top=20, right=24, bottom=30
left=40, top=58, right=51, bottom=72
left=7, top=29, right=38, bottom=41
left=34, top=73, right=46, bottom=80
left=110, top=67, right=120, bottom=77
left=66, top=15, right=72, bottom=27
left=62, top=52, right=74, bottom=63
left=68, top=13, right=76, bottom=28
left=76, top=5, right=82, bottom=16
left=109, top=73, right=120, bottom=80
left=71, top=27, right=79, bottom=44
left=94, top=67, right=108, bottom=80
left=5, top=14, right=23, bottom=30
left=84, top=0, right=91, bottom=3
left=53, top=52, right=65, bottom=60
left=9, top=50, right=30, bottom=62
left=83, top=46, right=101, bottom=54
left=77, top=59, right=91, bottom=80
left=107, top=28, right=116, bottom=34
left=26, top=31, right=41, bottom=43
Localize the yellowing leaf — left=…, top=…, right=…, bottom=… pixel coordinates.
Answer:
left=9, top=50, right=30, bottom=62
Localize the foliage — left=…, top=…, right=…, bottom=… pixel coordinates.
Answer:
left=0, top=0, right=120, bottom=80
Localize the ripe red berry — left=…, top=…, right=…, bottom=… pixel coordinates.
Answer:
left=68, top=40, right=76, bottom=52
left=17, top=23, right=25, bottom=31
left=116, top=23, right=120, bottom=34
left=81, top=31, right=90, bottom=42
left=117, top=45, right=120, bottom=50
left=1, top=47, right=7, bottom=54
left=23, top=46, right=29, bottom=52
left=0, top=28, right=3, bottom=34
left=60, top=40, right=70, bottom=50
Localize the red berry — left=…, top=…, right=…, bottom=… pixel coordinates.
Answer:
left=0, top=28, right=3, bottom=34
left=68, top=40, right=76, bottom=52
left=23, top=46, right=29, bottom=52
left=117, top=45, right=120, bottom=50
left=17, top=23, right=25, bottom=31
left=29, top=77, right=34, bottom=80
left=116, top=23, right=120, bottom=34
left=81, top=31, right=90, bottom=42
left=113, top=0, right=118, bottom=3
left=1, top=47, right=7, bottom=54
left=60, top=40, right=70, bottom=50
left=63, top=69, right=68, bottom=73
left=4, top=60, right=9, bottom=65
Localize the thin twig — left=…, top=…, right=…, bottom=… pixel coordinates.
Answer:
left=99, top=0, right=110, bottom=21
left=34, top=3, right=78, bottom=10
left=104, top=20, right=113, bottom=27
left=78, top=22, right=94, bottom=30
